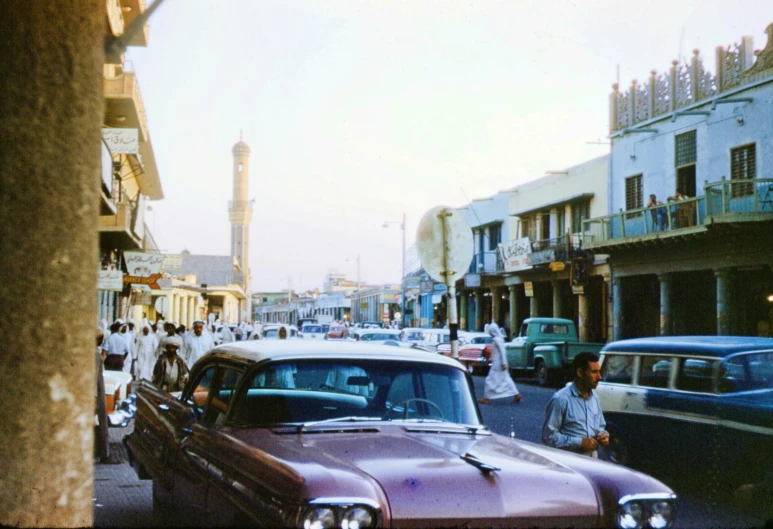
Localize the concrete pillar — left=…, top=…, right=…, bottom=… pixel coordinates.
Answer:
left=188, top=297, right=195, bottom=326
left=715, top=268, right=731, bottom=335
left=165, top=293, right=174, bottom=322
left=551, top=278, right=564, bottom=318
left=181, top=295, right=189, bottom=327
left=0, top=2, right=102, bottom=525
left=658, top=273, right=673, bottom=336
left=491, top=287, right=501, bottom=326
left=474, top=289, right=483, bottom=331
left=612, top=277, right=624, bottom=341
left=578, top=292, right=589, bottom=342
left=459, top=292, right=468, bottom=331
left=508, top=285, right=519, bottom=337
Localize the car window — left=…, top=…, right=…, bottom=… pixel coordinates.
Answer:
left=675, top=358, right=717, bottom=393
left=230, top=360, right=479, bottom=427
left=601, top=354, right=635, bottom=385
left=720, top=352, right=773, bottom=393
left=539, top=324, right=569, bottom=334
left=303, top=325, right=323, bottom=333
left=201, top=366, right=244, bottom=426
left=186, top=366, right=217, bottom=415
left=639, top=356, right=672, bottom=388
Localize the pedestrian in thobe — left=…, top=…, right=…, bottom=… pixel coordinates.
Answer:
left=135, top=325, right=158, bottom=382
left=119, top=324, right=135, bottom=376
left=183, top=319, right=214, bottom=369
left=478, top=323, right=522, bottom=405
left=220, top=324, right=235, bottom=344
left=95, top=327, right=110, bottom=462
left=103, top=322, right=130, bottom=371
left=152, top=336, right=189, bottom=393
left=154, top=321, right=177, bottom=359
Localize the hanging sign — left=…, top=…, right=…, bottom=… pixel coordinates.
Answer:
left=524, top=281, right=534, bottom=297
left=124, top=252, right=165, bottom=277
left=498, top=238, right=533, bottom=272
left=102, top=128, right=139, bottom=155
left=97, top=270, right=123, bottom=291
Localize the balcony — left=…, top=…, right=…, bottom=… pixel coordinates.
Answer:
left=104, top=70, right=149, bottom=142
left=582, top=178, right=773, bottom=250
left=99, top=188, right=144, bottom=250
left=119, top=0, right=149, bottom=47
left=468, top=251, right=503, bottom=274
left=530, top=234, right=584, bottom=263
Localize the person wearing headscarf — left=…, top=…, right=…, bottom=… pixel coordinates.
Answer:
left=95, top=327, right=110, bottom=462
left=154, top=321, right=178, bottom=359
left=478, top=322, right=522, bottom=405
left=183, top=319, right=214, bottom=369
left=152, top=335, right=189, bottom=393
left=135, top=325, right=159, bottom=382
left=220, top=324, right=235, bottom=344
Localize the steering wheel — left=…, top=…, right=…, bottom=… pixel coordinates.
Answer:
left=385, top=398, right=444, bottom=420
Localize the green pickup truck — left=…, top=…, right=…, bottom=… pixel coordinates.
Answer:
left=505, top=317, right=604, bottom=386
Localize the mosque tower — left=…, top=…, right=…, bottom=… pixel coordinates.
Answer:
left=229, top=134, right=253, bottom=320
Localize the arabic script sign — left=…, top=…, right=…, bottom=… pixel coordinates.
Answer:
left=102, top=128, right=139, bottom=155
left=123, top=273, right=162, bottom=290
left=97, top=270, right=123, bottom=291
left=124, top=252, right=165, bottom=277
left=498, top=238, right=533, bottom=273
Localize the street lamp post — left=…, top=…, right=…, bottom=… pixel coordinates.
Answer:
left=383, top=214, right=406, bottom=329
left=345, top=255, right=360, bottom=322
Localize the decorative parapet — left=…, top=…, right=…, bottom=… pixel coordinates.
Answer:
left=609, top=23, right=772, bottom=133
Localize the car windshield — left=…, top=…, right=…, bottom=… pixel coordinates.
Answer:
left=361, top=333, right=395, bottom=341
left=230, top=359, right=480, bottom=427
left=471, top=337, right=492, bottom=344
left=303, top=325, right=323, bottom=333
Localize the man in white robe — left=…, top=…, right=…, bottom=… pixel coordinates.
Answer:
left=183, top=319, right=214, bottom=369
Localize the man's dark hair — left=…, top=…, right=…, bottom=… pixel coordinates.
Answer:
left=573, top=351, right=600, bottom=376
left=109, top=322, right=121, bottom=333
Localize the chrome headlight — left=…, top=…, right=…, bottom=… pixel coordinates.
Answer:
left=618, top=494, right=676, bottom=529
left=299, top=498, right=380, bottom=529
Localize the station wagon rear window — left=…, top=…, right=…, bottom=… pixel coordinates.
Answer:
left=539, top=324, right=569, bottom=334
left=601, top=354, right=634, bottom=385
left=639, top=355, right=671, bottom=388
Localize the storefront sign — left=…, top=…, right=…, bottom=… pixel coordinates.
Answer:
left=433, top=283, right=447, bottom=292
left=498, top=238, right=533, bottom=272
left=162, top=254, right=183, bottom=270
left=572, top=285, right=585, bottom=295
left=102, top=128, right=138, bottom=155
left=97, top=270, right=123, bottom=291
left=530, top=249, right=556, bottom=266
left=420, top=278, right=434, bottom=294
left=524, top=281, right=534, bottom=297
left=432, top=294, right=443, bottom=304
left=124, top=251, right=164, bottom=276
left=549, top=261, right=566, bottom=272
left=123, top=273, right=162, bottom=290
left=465, top=273, right=481, bottom=287
left=404, top=276, right=421, bottom=290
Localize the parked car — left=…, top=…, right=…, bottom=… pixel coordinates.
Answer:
left=417, top=328, right=451, bottom=352
left=596, top=336, right=773, bottom=515
left=261, top=324, right=299, bottom=339
left=439, top=332, right=494, bottom=374
left=299, top=323, right=325, bottom=340
left=325, top=323, right=349, bottom=340
left=352, top=328, right=402, bottom=345
left=399, top=327, right=424, bottom=344
left=505, top=317, right=604, bottom=386
left=125, top=340, right=677, bottom=528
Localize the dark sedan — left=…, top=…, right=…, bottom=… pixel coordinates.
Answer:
left=125, top=340, right=677, bottom=528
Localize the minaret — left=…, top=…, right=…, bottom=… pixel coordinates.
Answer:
left=229, top=133, right=253, bottom=320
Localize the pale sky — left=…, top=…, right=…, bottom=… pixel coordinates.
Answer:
left=126, top=0, right=772, bottom=292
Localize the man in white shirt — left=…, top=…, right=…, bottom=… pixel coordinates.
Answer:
left=183, top=319, right=214, bottom=368
left=102, top=322, right=130, bottom=371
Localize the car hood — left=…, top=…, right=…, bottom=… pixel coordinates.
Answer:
left=227, top=424, right=604, bottom=528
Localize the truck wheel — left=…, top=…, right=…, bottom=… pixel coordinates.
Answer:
left=535, top=360, right=549, bottom=386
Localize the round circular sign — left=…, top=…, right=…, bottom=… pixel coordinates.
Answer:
left=416, top=206, right=473, bottom=284
left=154, top=296, right=169, bottom=315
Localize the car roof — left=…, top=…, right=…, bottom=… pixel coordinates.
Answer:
left=207, top=340, right=465, bottom=367
left=522, top=317, right=573, bottom=325
left=601, top=336, right=773, bottom=358
left=356, top=328, right=400, bottom=334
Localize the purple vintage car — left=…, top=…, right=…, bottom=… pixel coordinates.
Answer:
left=125, top=340, right=676, bottom=528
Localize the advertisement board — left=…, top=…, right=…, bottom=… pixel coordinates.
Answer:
left=498, top=238, right=533, bottom=272
left=97, top=270, right=123, bottom=291
left=102, top=128, right=138, bottom=155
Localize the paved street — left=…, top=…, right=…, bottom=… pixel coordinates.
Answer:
left=93, top=375, right=769, bottom=528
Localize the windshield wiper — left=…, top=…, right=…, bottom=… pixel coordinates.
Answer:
left=296, top=416, right=382, bottom=433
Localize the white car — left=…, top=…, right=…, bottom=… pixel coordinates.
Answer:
left=299, top=323, right=326, bottom=340
left=261, top=324, right=299, bottom=339
left=351, top=328, right=402, bottom=345
left=418, top=328, right=451, bottom=353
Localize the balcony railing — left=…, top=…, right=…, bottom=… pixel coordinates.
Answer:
left=582, top=177, right=773, bottom=247
left=103, top=71, right=149, bottom=141
left=530, top=233, right=584, bottom=262
left=468, top=251, right=504, bottom=274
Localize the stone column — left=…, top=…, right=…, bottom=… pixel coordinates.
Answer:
left=459, top=292, right=468, bottom=331
left=181, top=294, right=189, bottom=327
left=0, top=2, right=102, bottom=525
left=658, top=273, right=673, bottom=336
left=715, top=268, right=731, bottom=335
left=491, top=287, right=501, bottom=326
left=612, top=277, right=624, bottom=341
left=551, top=278, right=564, bottom=318
left=475, top=289, right=483, bottom=331
left=508, top=285, right=519, bottom=337
left=188, top=297, right=195, bottom=326
left=577, top=291, right=589, bottom=342
left=604, top=277, right=614, bottom=342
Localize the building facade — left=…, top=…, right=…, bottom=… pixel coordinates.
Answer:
left=582, top=23, right=773, bottom=339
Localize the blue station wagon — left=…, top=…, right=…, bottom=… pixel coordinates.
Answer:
left=596, top=336, right=773, bottom=510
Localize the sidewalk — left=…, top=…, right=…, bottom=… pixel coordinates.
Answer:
left=93, top=422, right=154, bottom=528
